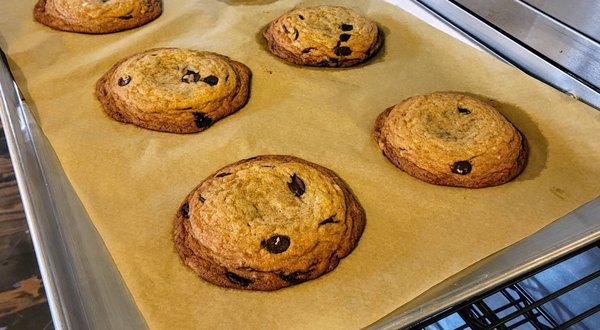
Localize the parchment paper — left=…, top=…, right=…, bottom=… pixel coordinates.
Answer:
left=1, top=0, right=600, bottom=328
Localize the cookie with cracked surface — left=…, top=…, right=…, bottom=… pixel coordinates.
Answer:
left=173, top=155, right=365, bottom=291
left=263, top=6, right=382, bottom=67
left=95, top=48, right=252, bottom=133
left=34, top=0, right=162, bottom=34
left=374, top=92, right=528, bottom=188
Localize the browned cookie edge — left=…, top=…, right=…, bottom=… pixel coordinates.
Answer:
left=34, top=0, right=162, bottom=34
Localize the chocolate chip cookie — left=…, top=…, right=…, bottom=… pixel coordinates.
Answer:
left=263, top=6, right=382, bottom=67
left=374, top=92, right=528, bottom=188
left=34, top=0, right=162, bottom=34
left=173, top=155, right=365, bottom=291
left=95, top=48, right=252, bottom=133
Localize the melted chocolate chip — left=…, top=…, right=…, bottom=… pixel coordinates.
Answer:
left=334, top=46, right=352, bottom=56
left=203, top=75, right=219, bottom=86
left=118, top=75, right=131, bottom=86
left=225, top=272, right=252, bottom=287
left=279, top=271, right=307, bottom=284
left=119, top=14, right=133, bottom=20
left=317, top=60, right=330, bottom=67
left=287, top=174, right=305, bottom=197
left=216, top=172, right=231, bottom=178
left=199, top=195, right=206, bottom=203
left=181, top=202, right=189, bottom=218
left=458, top=107, right=471, bottom=115
left=262, top=235, right=290, bottom=254
left=339, top=33, right=351, bottom=42
left=298, top=14, right=305, bottom=20
left=302, top=47, right=315, bottom=54
left=193, top=112, right=213, bottom=128
left=452, top=161, right=472, bottom=175
left=340, top=23, right=353, bottom=31
left=319, top=216, right=339, bottom=226
left=182, top=70, right=200, bottom=83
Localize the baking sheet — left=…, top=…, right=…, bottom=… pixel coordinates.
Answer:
left=1, top=0, right=600, bottom=328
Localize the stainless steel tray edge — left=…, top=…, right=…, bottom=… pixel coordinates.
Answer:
left=368, top=198, right=599, bottom=329
left=412, top=0, right=600, bottom=110
left=0, top=50, right=147, bottom=330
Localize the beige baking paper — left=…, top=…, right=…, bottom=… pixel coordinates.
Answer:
left=1, top=0, right=600, bottom=328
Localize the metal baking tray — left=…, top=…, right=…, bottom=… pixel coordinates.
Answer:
left=0, top=1, right=598, bottom=329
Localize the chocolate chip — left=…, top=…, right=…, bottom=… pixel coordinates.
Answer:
left=339, top=33, right=351, bottom=42
left=287, top=174, right=305, bottom=197
left=261, top=235, right=290, bottom=254
left=319, top=216, right=339, bottom=226
left=298, top=14, right=305, bottom=20
left=334, top=46, right=352, bottom=56
left=283, top=25, right=290, bottom=34
left=182, top=70, right=200, bottom=83
left=216, top=172, right=231, bottom=178
left=118, top=75, right=131, bottom=86
left=225, top=272, right=252, bottom=287
left=302, top=47, right=315, bottom=54
left=293, top=28, right=299, bottom=40
left=279, top=271, right=307, bottom=284
left=181, top=202, right=189, bottom=218
left=199, top=196, right=206, bottom=203
left=458, top=107, right=471, bottom=115
left=452, top=161, right=472, bottom=175
left=119, top=14, right=133, bottom=20
left=340, top=23, right=353, bottom=31
left=203, top=75, right=219, bottom=86
left=317, top=60, right=330, bottom=67
left=193, top=112, right=213, bottom=128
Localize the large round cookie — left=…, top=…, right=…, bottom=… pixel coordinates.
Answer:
left=34, top=0, right=162, bottom=34
left=263, top=6, right=382, bottom=68
left=374, top=92, right=528, bottom=188
left=173, top=155, right=365, bottom=291
left=96, top=48, right=252, bottom=133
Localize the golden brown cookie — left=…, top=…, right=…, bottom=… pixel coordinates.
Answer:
left=374, top=92, right=528, bottom=188
left=34, top=0, right=162, bottom=34
left=173, top=155, right=365, bottom=291
left=263, top=6, right=382, bottom=67
left=95, top=48, right=252, bottom=133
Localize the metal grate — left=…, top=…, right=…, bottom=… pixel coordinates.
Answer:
left=409, top=243, right=600, bottom=330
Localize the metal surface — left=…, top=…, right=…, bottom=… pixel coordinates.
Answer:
left=0, top=50, right=147, bottom=329
left=454, top=0, right=600, bottom=91
left=410, top=244, right=600, bottom=329
left=522, top=0, right=600, bottom=42
left=369, top=198, right=600, bottom=329
left=414, top=0, right=600, bottom=110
